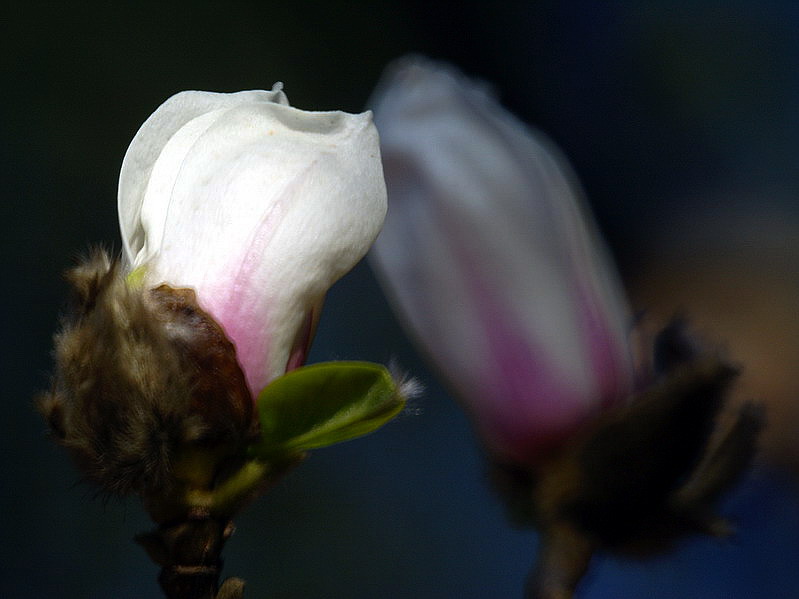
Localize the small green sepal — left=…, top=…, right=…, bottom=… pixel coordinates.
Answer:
left=251, top=361, right=405, bottom=459
left=126, top=265, right=147, bottom=287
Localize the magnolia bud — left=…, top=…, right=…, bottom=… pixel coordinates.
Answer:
left=40, top=83, right=388, bottom=496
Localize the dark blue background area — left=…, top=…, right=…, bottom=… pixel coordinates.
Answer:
left=2, top=2, right=798, bottom=597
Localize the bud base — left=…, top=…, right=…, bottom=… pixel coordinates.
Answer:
left=493, top=344, right=764, bottom=598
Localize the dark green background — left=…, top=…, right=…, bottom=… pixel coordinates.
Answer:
left=3, top=2, right=798, bottom=597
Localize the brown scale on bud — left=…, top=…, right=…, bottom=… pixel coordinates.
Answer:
left=37, top=250, right=254, bottom=496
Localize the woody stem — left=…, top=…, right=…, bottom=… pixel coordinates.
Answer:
left=156, top=515, right=234, bottom=599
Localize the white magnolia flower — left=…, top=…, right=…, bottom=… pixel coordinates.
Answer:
left=370, top=58, right=633, bottom=464
left=119, top=85, right=387, bottom=396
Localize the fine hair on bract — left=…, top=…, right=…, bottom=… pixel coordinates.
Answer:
left=38, top=250, right=253, bottom=495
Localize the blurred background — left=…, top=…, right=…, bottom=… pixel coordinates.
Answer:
left=3, top=1, right=798, bottom=597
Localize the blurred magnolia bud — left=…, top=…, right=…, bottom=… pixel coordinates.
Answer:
left=369, top=58, right=764, bottom=598
left=118, top=85, right=387, bottom=395
left=40, top=86, right=388, bottom=495
left=369, top=57, right=634, bottom=465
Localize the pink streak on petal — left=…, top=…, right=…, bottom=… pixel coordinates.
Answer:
left=568, top=246, right=633, bottom=411
left=467, top=270, right=591, bottom=463
left=440, top=204, right=590, bottom=464
left=200, top=205, right=283, bottom=399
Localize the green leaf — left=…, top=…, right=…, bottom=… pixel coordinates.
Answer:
left=251, top=361, right=406, bottom=459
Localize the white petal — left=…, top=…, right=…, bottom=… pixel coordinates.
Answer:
left=118, top=85, right=288, bottom=265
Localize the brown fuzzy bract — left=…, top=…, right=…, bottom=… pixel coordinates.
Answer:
left=37, top=250, right=254, bottom=495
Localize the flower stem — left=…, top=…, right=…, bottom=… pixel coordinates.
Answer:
left=138, top=459, right=268, bottom=599
left=137, top=514, right=242, bottom=599
left=525, top=523, right=593, bottom=599
left=139, top=455, right=305, bottom=598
